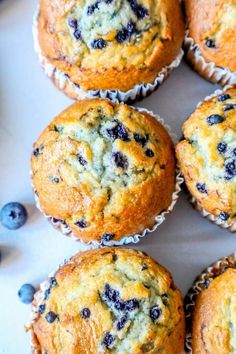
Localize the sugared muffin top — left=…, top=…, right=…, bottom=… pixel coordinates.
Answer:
left=31, top=99, right=175, bottom=243
left=192, top=267, right=236, bottom=354
left=36, top=0, right=184, bottom=91
left=176, top=86, right=236, bottom=223
left=185, top=0, right=236, bottom=72
left=31, top=248, right=185, bottom=354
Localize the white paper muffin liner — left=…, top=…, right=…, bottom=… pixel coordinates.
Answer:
left=31, top=106, right=183, bottom=248
left=184, top=30, right=236, bottom=86
left=185, top=253, right=236, bottom=353
left=32, top=11, right=183, bottom=103
left=180, top=85, right=236, bottom=233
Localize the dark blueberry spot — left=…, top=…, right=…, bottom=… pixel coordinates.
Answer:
left=45, top=311, right=58, bottom=323
left=134, top=133, right=148, bottom=147
left=218, top=94, right=231, bottom=102
left=18, top=284, right=35, bottom=304
left=219, top=211, right=229, bottom=221
left=77, top=154, right=87, bottom=166
left=217, top=142, right=227, bottom=154
left=33, top=148, right=40, bottom=157
left=205, top=39, right=216, bottom=48
left=127, top=21, right=137, bottom=35
left=204, top=279, right=210, bottom=289
left=104, top=0, right=113, bottom=3
left=196, top=183, right=207, bottom=194
left=145, top=149, right=154, bottom=157
left=87, top=2, right=99, bottom=15
left=102, top=332, right=115, bottom=349
left=207, top=114, right=224, bottom=126
left=116, top=316, right=127, bottom=331
left=74, top=219, right=87, bottom=228
left=80, top=307, right=91, bottom=319
left=150, top=305, right=162, bottom=322
left=128, top=0, right=148, bottom=19
left=225, top=160, right=236, bottom=180
left=54, top=125, right=63, bottom=133
left=114, top=300, right=124, bottom=311
left=102, top=233, right=115, bottom=242
left=116, top=28, right=129, bottom=43
left=44, top=288, right=51, bottom=300
left=141, top=263, right=148, bottom=271
left=50, top=277, right=58, bottom=287
left=112, top=152, right=128, bottom=169
left=233, top=148, right=236, bottom=157
left=91, top=38, right=107, bottom=49
left=161, top=294, right=169, bottom=306
left=48, top=176, right=60, bottom=183
left=0, top=202, right=27, bottom=230
left=104, top=284, right=120, bottom=303
left=124, top=299, right=139, bottom=312
left=39, top=304, right=46, bottom=314
left=73, top=29, right=81, bottom=40
left=223, top=104, right=236, bottom=112
left=68, top=18, right=78, bottom=29
left=107, top=121, right=129, bottom=141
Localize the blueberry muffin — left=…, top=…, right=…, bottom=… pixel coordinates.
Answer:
left=31, top=99, right=176, bottom=243
left=176, top=86, right=236, bottom=229
left=33, top=0, right=184, bottom=101
left=189, top=263, right=236, bottom=353
left=184, top=0, right=236, bottom=85
left=29, top=247, right=185, bottom=354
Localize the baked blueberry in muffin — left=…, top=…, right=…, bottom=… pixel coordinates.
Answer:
left=33, top=0, right=184, bottom=101
left=31, top=99, right=177, bottom=243
left=29, top=248, right=185, bottom=353
left=184, top=0, right=236, bottom=85
left=176, top=86, right=236, bottom=229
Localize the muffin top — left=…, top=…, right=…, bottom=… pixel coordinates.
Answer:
left=185, top=0, right=236, bottom=72
left=192, top=267, right=236, bottom=354
left=31, top=247, right=185, bottom=354
left=36, top=0, right=184, bottom=91
left=176, top=86, right=236, bottom=223
left=31, top=99, right=175, bottom=243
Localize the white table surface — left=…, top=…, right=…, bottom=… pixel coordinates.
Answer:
left=1, top=1, right=235, bottom=353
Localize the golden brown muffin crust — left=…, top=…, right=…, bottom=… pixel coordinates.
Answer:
left=185, top=0, right=236, bottom=72
left=31, top=99, right=176, bottom=243
left=30, top=247, right=185, bottom=354
left=36, top=0, right=184, bottom=91
left=192, top=268, right=236, bottom=354
left=176, top=86, right=236, bottom=224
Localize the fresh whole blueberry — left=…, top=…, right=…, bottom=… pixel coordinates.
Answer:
left=134, top=133, right=148, bottom=147
left=106, top=121, right=129, bottom=141
left=217, top=142, right=227, bottom=154
left=18, top=284, right=35, bottom=304
left=77, top=154, right=87, bottom=166
left=150, top=305, right=162, bottom=322
left=45, top=311, right=58, bottom=323
left=0, top=202, right=27, bottom=230
left=112, top=152, right=128, bottom=169
left=223, top=104, right=236, bottom=112
left=74, top=219, right=87, bottom=228
left=91, top=38, right=107, bottom=49
left=218, top=94, right=231, bottom=102
left=39, top=304, right=46, bottom=314
left=207, top=114, right=224, bottom=126
left=68, top=18, right=78, bottom=29
left=102, top=233, right=115, bottom=242
left=219, top=211, right=229, bottom=221
left=102, top=332, right=115, bottom=349
left=145, top=149, right=154, bottom=157
left=196, top=183, right=207, bottom=194
left=205, top=39, right=216, bottom=48
left=80, top=307, right=91, bottom=319
left=124, top=298, right=139, bottom=312
left=116, top=316, right=127, bottom=331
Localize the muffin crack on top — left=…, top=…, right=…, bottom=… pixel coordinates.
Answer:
left=30, top=248, right=185, bottom=354
left=176, top=86, right=236, bottom=226
left=31, top=99, right=176, bottom=242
